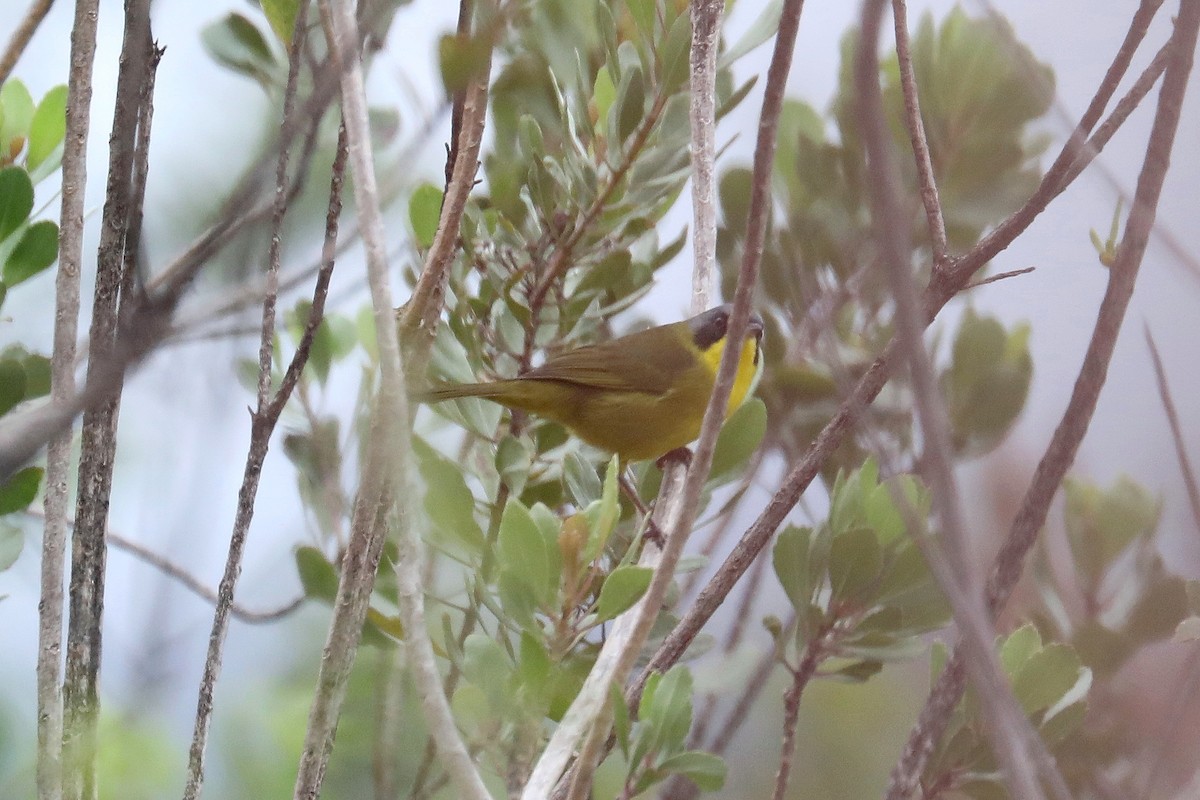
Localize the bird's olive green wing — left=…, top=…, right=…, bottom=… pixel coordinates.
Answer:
left=523, top=326, right=692, bottom=396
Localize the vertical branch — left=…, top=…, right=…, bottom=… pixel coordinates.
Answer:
left=39, top=0, right=98, bottom=797
left=294, top=2, right=489, bottom=798
left=890, top=0, right=948, bottom=265
left=400, top=2, right=492, bottom=375
left=181, top=7, right=311, bottom=797
left=62, top=2, right=154, bottom=797
left=0, top=0, right=55, bottom=84
left=688, top=0, right=724, bottom=313
left=886, top=1, right=1200, bottom=796
left=769, top=643, right=823, bottom=800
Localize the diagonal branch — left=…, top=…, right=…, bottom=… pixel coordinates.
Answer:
left=0, top=0, right=54, bottom=84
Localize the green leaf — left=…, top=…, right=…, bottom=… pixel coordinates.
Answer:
left=294, top=546, right=338, bottom=603
left=0, top=358, right=26, bottom=415
left=27, top=85, right=67, bottom=175
left=709, top=398, right=767, bottom=482
left=408, top=183, right=443, bottom=250
left=660, top=10, right=691, bottom=93
left=584, top=455, right=621, bottom=562
left=0, top=466, right=42, bottom=515
left=564, top=451, right=602, bottom=508
left=1000, top=623, right=1042, bottom=675
left=718, top=0, right=783, bottom=69
left=625, top=0, right=655, bottom=42
left=772, top=525, right=810, bottom=610
left=498, top=497, right=559, bottom=607
left=0, top=523, right=22, bottom=571
left=0, top=166, right=34, bottom=242
left=21, top=354, right=50, bottom=398
left=615, top=64, right=645, bottom=144
left=413, top=437, right=485, bottom=555
left=3, top=220, right=58, bottom=286
left=496, top=434, right=533, bottom=496
left=438, top=33, right=490, bottom=94
left=592, top=66, right=617, bottom=129
left=0, top=80, right=34, bottom=153
left=828, top=526, right=882, bottom=604
left=595, top=565, right=653, bottom=622
left=261, top=0, right=301, bottom=44
left=201, top=13, right=278, bottom=82
left=637, top=665, right=693, bottom=763
left=1011, top=643, right=1082, bottom=715
left=658, top=750, right=726, bottom=790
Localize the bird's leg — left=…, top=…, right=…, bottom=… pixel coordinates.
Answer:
left=619, top=471, right=664, bottom=548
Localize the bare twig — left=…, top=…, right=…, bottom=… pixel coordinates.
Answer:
left=294, top=1, right=488, bottom=798
left=886, top=2, right=1200, bottom=796
left=109, top=531, right=304, bottom=623
left=400, top=8, right=491, bottom=381
left=1144, top=326, right=1200, bottom=534
left=63, top=5, right=155, bottom=797
left=0, top=0, right=54, bottom=84
left=771, top=643, right=823, bottom=800
left=964, top=265, right=1036, bottom=290
left=182, top=9, right=312, bottom=796
left=38, top=0, right=96, bottom=796
left=891, top=0, right=949, bottom=264
left=688, top=0, right=725, bottom=312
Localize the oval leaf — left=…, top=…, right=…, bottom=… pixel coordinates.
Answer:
left=595, top=565, right=653, bottom=622
left=3, top=219, right=58, bottom=286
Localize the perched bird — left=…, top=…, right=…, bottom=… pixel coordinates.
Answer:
left=417, top=304, right=764, bottom=462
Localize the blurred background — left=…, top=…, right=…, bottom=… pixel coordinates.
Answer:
left=1, top=1, right=1198, bottom=797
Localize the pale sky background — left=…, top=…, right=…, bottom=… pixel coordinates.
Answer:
left=1, top=0, right=1198, bottom=794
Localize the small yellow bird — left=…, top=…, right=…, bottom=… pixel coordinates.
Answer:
left=417, top=305, right=765, bottom=462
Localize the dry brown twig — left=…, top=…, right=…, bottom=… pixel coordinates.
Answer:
left=182, top=9, right=324, bottom=795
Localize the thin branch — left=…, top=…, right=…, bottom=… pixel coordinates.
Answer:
left=63, top=4, right=155, bottom=796
left=886, top=2, right=1200, bottom=795
left=294, top=1, right=489, bottom=798
left=182, top=8, right=311, bottom=795
left=688, top=0, right=725, bottom=312
left=771, top=645, right=822, bottom=800
left=1144, top=325, right=1200, bottom=533
left=38, top=0, right=96, bottom=796
left=400, top=12, right=492, bottom=382
left=891, top=0, right=948, bottom=264
left=963, top=265, right=1035, bottom=290
left=0, top=0, right=54, bottom=85
left=109, top=531, right=304, bottom=623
